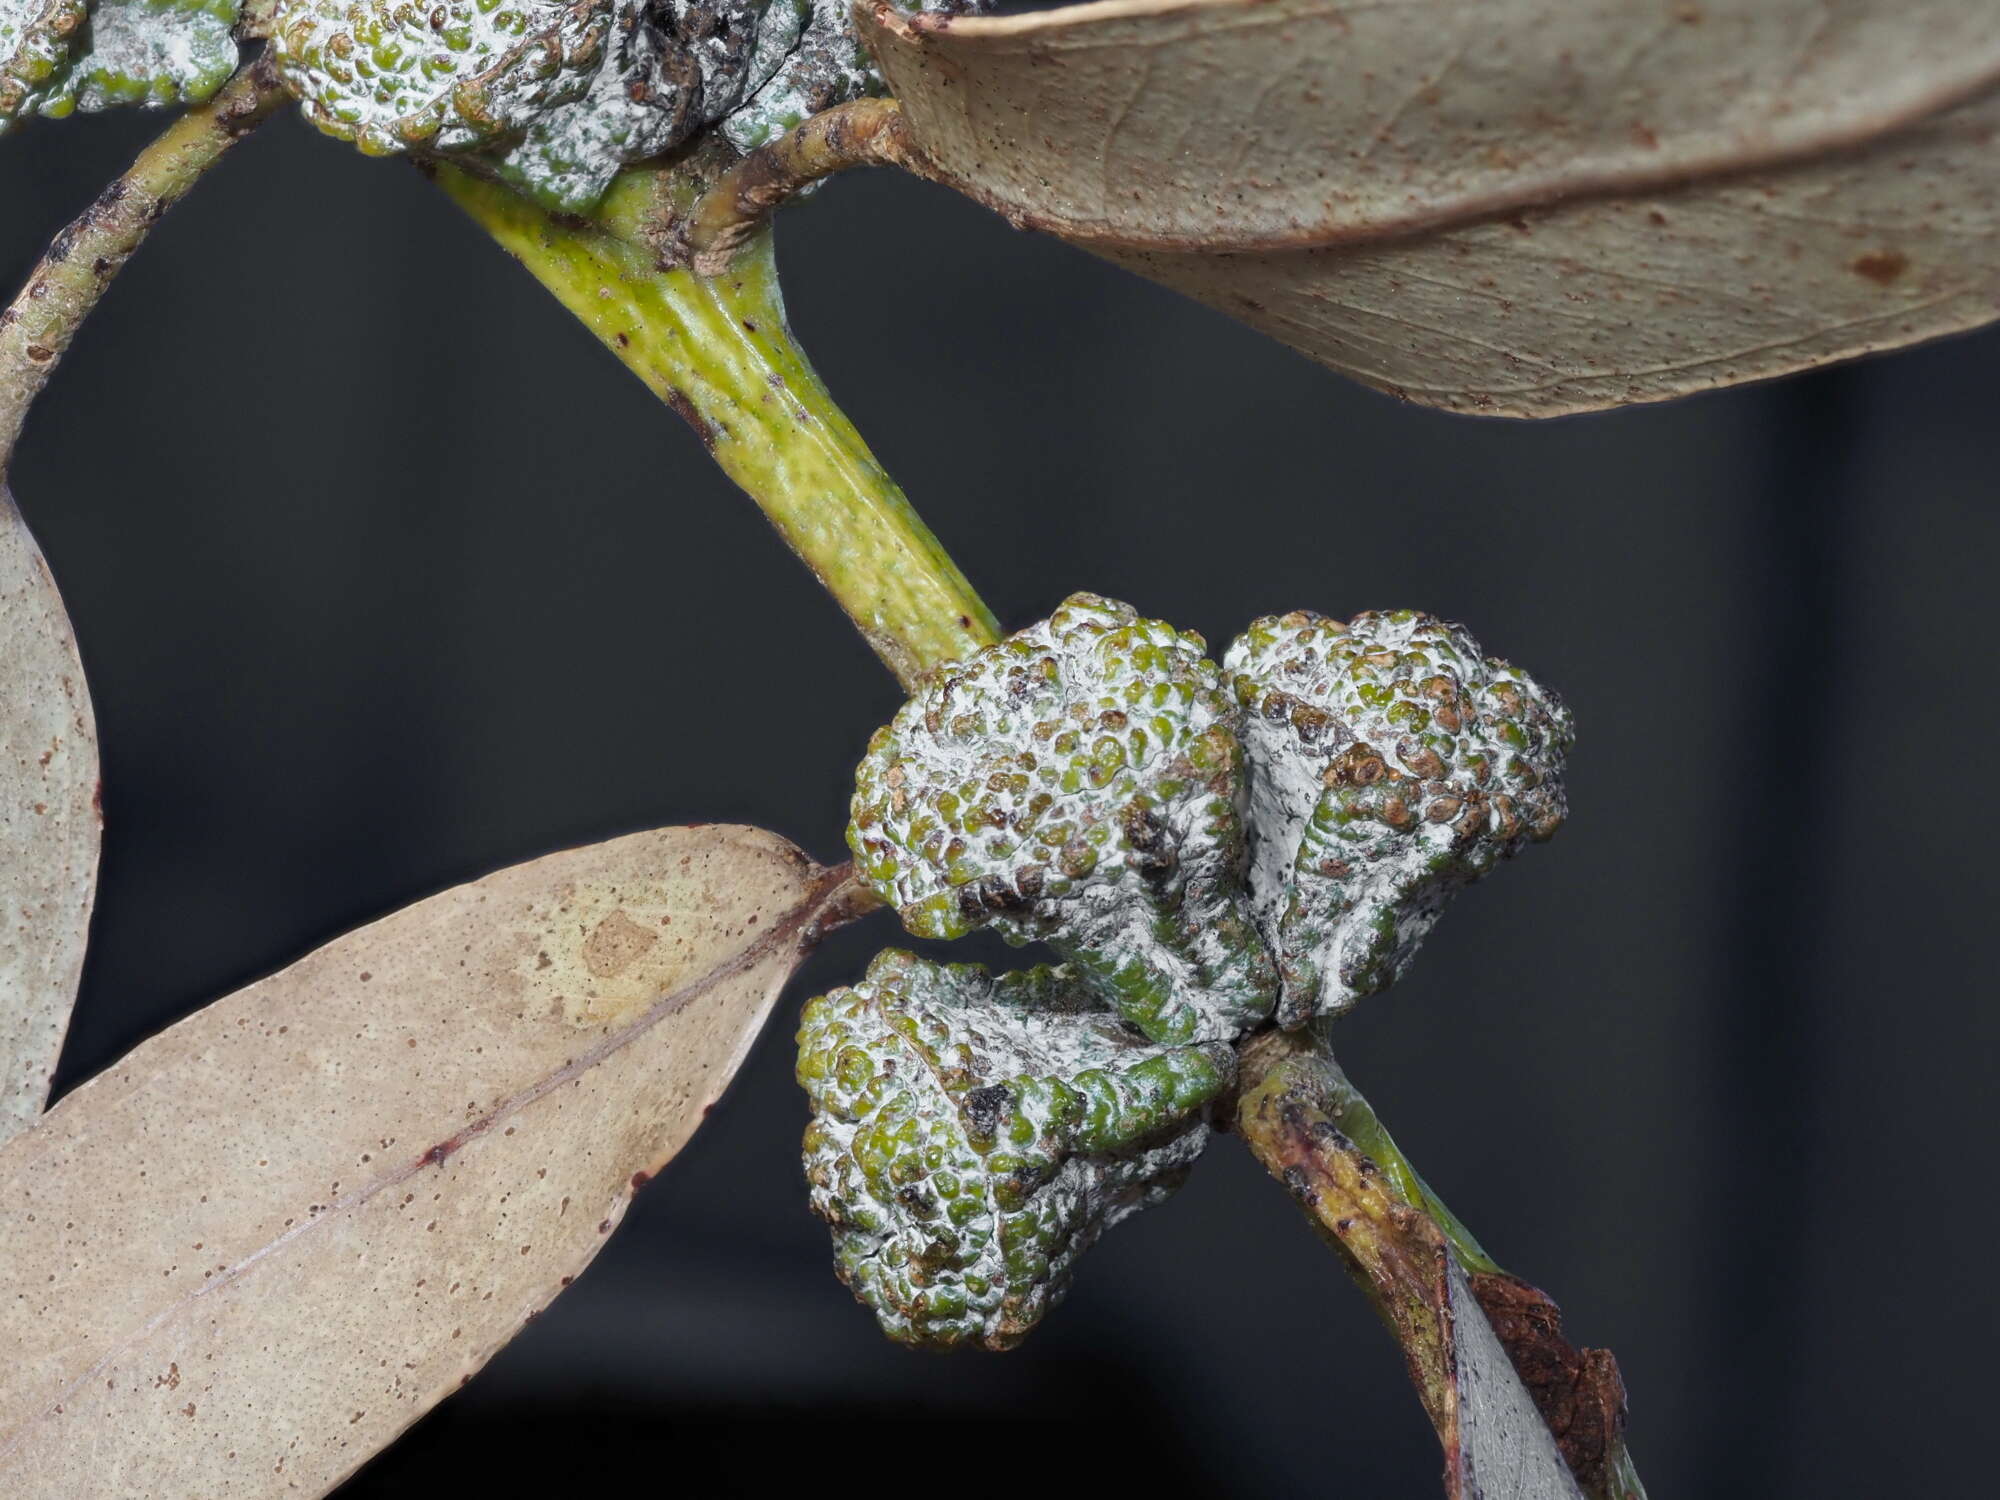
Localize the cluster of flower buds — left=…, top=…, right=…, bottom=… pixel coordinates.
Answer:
left=811, top=593, right=1572, bottom=1347
left=2, top=0, right=240, bottom=132
left=798, top=949, right=1232, bottom=1349
left=269, top=0, right=986, bottom=212
left=849, top=592, right=1277, bottom=1047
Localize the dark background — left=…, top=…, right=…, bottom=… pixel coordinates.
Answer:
left=5, top=101, right=1996, bottom=1499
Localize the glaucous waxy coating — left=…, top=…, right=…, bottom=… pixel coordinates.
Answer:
left=1, top=0, right=83, bottom=127
left=271, top=0, right=640, bottom=207
left=2, top=0, right=240, bottom=132
left=270, top=0, right=989, bottom=211
left=848, top=592, right=1277, bottom=1046
left=798, top=949, right=1232, bottom=1350
left=713, top=0, right=861, bottom=152
left=1225, top=608, right=1573, bottom=1026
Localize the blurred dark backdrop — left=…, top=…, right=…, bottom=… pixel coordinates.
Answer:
left=4, top=102, right=1996, bottom=1499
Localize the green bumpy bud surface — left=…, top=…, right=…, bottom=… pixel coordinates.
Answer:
left=271, top=0, right=988, bottom=210
left=849, top=592, right=1277, bottom=1046
left=3, top=0, right=240, bottom=133
left=272, top=0, right=632, bottom=206
left=1, top=0, right=84, bottom=127
left=798, top=949, right=1232, bottom=1350
left=1225, top=609, right=1573, bottom=1026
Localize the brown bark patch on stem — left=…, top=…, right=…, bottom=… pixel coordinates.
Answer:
left=687, top=99, right=923, bottom=275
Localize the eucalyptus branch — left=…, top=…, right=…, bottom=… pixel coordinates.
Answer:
left=0, top=56, right=285, bottom=475
left=443, top=153, right=1638, bottom=1497
left=686, top=99, right=920, bottom=276
left=436, top=162, right=999, bottom=689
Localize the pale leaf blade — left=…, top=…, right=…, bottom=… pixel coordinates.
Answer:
left=860, top=0, right=2000, bottom=250
left=861, top=0, right=2000, bottom=415
left=0, top=823, right=842, bottom=1499
left=1446, top=1260, right=1588, bottom=1500
left=0, top=484, right=98, bottom=1146
left=1106, top=87, right=2000, bottom=415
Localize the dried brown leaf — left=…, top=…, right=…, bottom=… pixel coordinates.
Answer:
left=0, top=824, right=845, bottom=1498
left=0, top=486, right=98, bottom=1146
left=861, top=0, right=2000, bottom=414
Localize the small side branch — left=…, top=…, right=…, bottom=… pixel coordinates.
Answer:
left=1232, top=1029, right=1645, bottom=1500
left=0, top=56, right=286, bottom=473
left=687, top=99, right=921, bottom=276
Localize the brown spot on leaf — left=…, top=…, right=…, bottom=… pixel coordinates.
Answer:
left=1852, top=250, right=1909, bottom=285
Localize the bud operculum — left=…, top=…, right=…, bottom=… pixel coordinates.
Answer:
left=797, top=949, right=1231, bottom=1350
left=270, top=0, right=984, bottom=212
left=1224, top=608, right=1573, bottom=1026
left=848, top=591, right=1278, bottom=1047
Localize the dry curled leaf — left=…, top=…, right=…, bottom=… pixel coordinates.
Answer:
left=0, top=823, right=846, bottom=1499
left=0, top=485, right=98, bottom=1147
left=860, top=0, right=2000, bottom=415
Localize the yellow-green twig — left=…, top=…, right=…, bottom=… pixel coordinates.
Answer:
left=436, top=164, right=998, bottom=690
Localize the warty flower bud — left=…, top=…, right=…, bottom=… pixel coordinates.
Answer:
left=849, top=592, right=1277, bottom=1046
left=798, top=949, right=1232, bottom=1350
left=1225, top=608, right=1573, bottom=1025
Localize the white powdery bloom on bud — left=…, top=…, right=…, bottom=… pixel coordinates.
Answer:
left=271, top=0, right=988, bottom=211
left=848, top=591, right=1276, bottom=1046
left=797, top=949, right=1231, bottom=1350
left=3, top=0, right=240, bottom=132
left=1225, top=608, right=1574, bottom=1026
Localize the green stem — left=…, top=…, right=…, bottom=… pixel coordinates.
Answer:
left=0, top=56, right=285, bottom=475
left=1292, top=1027, right=1501, bottom=1275
left=435, top=164, right=999, bottom=690
left=1236, top=1029, right=1645, bottom=1500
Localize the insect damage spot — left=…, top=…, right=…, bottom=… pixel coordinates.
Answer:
left=582, top=910, right=657, bottom=979
left=517, top=886, right=704, bottom=1028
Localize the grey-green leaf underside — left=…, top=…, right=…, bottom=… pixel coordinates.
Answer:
left=861, top=0, right=2000, bottom=416
left=0, top=485, right=98, bottom=1147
